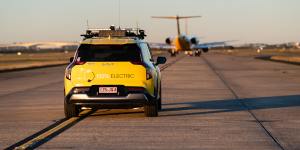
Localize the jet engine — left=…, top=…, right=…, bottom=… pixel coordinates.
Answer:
left=190, top=37, right=198, bottom=44
left=202, top=48, right=209, bottom=53
left=165, top=38, right=172, bottom=45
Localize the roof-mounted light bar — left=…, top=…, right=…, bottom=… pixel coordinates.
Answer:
left=81, top=25, right=147, bottom=40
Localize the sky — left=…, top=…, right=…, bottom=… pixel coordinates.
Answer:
left=0, top=0, right=299, bottom=44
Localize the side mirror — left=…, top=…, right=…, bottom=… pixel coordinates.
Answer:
left=155, top=56, right=167, bottom=65
left=70, top=57, right=74, bottom=63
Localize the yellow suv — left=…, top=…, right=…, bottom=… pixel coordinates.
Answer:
left=64, top=27, right=166, bottom=117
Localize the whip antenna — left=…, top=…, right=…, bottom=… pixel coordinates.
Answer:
left=86, top=20, right=89, bottom=29
left=118, top=0, right=121, bottom=29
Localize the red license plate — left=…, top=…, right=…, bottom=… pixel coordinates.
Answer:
left=99, top=87, right=118, bottom=93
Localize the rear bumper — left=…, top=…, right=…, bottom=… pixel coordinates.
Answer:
left=68, top=93, right=149, bottom=107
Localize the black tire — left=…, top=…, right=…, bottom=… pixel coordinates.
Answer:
left=64, top=100, right=80, bottom=118
left=158, top=97, right=162, bottom=111
left=144, top=100, right=158, bottom=117
left=158, top=85, right=162, bottom=111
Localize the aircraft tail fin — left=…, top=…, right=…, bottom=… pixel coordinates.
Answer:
left=152, top=15, right=201, bottom=36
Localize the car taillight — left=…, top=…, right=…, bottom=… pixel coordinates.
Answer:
left=75, top=61, right=86, bottom=65
left=65, top=68, right=72, bottom=80
left=146, top=69, right=153, bottom=80
left=73, top=87, right=90, bottom=94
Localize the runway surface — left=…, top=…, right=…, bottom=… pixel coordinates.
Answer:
left=1, top=53, right=299, bottom=149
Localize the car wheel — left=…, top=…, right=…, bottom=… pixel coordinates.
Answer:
left=144, top=100, right=158, bottom=117
left=64, top=100, right=80, bottom=118
left=158, top=85, right=162, bottom=111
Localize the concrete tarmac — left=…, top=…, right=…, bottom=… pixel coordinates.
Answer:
left=0, top=53, right=299, bottom=149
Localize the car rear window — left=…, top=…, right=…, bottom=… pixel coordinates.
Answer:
left=76, top=44, right=141, bottom=62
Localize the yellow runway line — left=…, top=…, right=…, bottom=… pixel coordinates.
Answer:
left=14, top=110, right=92, bottom=150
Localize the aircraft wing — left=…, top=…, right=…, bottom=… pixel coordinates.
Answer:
left=149, top=43, right=174, bottom=50
left=192, top=40, right=235, bottom=49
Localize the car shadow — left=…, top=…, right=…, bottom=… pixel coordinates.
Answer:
left=89, top=109, right=144, bottom=117
left=161, top=95, right=300, bottom=117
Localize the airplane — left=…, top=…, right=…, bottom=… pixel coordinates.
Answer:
left=152, top=15, right=232, bottom=56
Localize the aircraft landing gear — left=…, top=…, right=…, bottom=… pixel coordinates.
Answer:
left=194, top=50, right=201, bottom=56
left=170, top=49, right=176, bottom=57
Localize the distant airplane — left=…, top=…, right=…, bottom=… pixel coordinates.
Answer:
left=152, top=15, right=233, bottom=56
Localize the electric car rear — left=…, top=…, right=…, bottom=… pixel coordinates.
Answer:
left=64, top=27, right=166, bottom=117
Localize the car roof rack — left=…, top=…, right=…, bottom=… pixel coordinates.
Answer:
left=81, top=25, right=147, bottom=40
